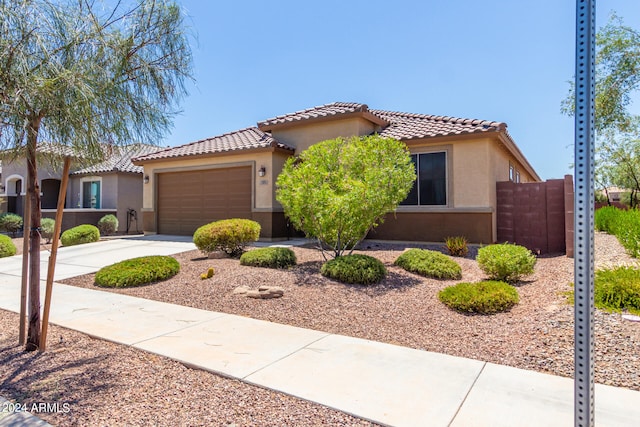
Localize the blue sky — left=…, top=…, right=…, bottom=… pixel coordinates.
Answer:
left=166, top=0, right=640, bottom=180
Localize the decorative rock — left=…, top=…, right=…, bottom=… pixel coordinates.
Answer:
left=245, top=286, right=285, bottom=299
left=232, top=285, right=250, bottom=295
left=208, top=251, right=227, bottom=259
left=622, top=314, right=640, bottom=322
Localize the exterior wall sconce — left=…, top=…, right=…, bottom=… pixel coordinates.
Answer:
left=258, top=166, right=266, bottom=177
left=143, top=175, right=150, bottom=184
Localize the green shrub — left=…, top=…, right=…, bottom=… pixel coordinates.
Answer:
left=593, top=267, right=640, bottom=314
left=97, top=214, right=119, bottom=235
left=595, top=206, right=620, bottom=233
left=438, top=281, right=519, bottom=314
left=40, top=218, right=56, bottom=243
left=321, top=254, right=387, bottom=285
left=0, top=234, right=17, bottom=257
left=60, top=224, right=100, bottom=246
left=610, top=209, right=640, bottom=257
left=0, top=213, right=23, bottom=236
left=394, top=248, right=462, bottom=279
left=95, top=255, right=180, bottom=288
left=240, top=247, right=297, bottom=269
left=445, top=236, right=469, bottom=257
left=476, top=243, right=536, bottom=283
left=193, top=218, right=261, bottom=257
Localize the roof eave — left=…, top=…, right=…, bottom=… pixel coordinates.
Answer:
left=132, top=145, right=294, bottom=165
left=258, top=110, right=388, bottom=132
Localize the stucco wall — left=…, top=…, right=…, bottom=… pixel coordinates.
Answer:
left=271, top=117, right=378, bottom=153
left=115, top=173, right=144, bottom=233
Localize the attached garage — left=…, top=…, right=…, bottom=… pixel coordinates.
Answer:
left=156, top=166, right=252, bottom=235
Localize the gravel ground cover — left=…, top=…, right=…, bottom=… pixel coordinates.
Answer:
left=2, top=232, right=640, bottom=426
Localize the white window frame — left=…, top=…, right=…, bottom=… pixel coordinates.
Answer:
left=79, top=176, right=103, bottom=209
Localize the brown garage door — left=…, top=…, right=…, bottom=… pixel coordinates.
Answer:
left=157, top=166, right=252, bottom=235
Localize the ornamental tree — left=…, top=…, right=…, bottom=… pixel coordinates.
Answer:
left=0, top=0, right=193, bottom=350
left=276, top=135, right=415, bottom=259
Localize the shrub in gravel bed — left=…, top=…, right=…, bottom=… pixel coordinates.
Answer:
left=438, top=281, right=519, bottom=314
left=0, top=234, right=16, bottom=257
left=193, top=218, right=261, bottom=257
left=609, top=209, right=640, bottom=257
left=587, top=266, right=640, bottom=315
left=595, top=206, right=620, bottom=234
left=476, top=243, right=536, bottom=283
left=40, top=218, right=55, bottom=243
left=0, top=213, right=23, bottom=237
left=445, top=236, right=469, bottom=257
left=95, top=256, right=180, bottom=288
left=321, top=254, right=386, bottom=285
left=61, top=224, right=100, bottom=246
left=240, top=247, right=297, bottom=269
left=97, top=214, right=119, bottom=235
left=394, top=249, right=462, bottom=279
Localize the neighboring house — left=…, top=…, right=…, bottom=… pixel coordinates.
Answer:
left=132, top=102, right=541, bottom=243
left=0, top=143, right=162, bottom=233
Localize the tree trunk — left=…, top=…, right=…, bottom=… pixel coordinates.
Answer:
left=25, top=117, right=42, bottom=352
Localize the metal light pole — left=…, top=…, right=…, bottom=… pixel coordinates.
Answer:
left=573, top=1, right=596, bottom=426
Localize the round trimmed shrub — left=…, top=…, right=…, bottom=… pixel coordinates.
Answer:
left=321, top=254, right=387, bottom=285
left=394, top=248, right=462, bottom=279
left=60, top=224, right=100, bottom=247
left=40, top=218, right=56, bottom=243
left=193, top=218, right=261, bottom=257
left=240, top=247, right=297, bottom=269
left=95, top=255, right=180, bottom=288
left=476, top=243, right=536, bottom=283
left=0, top=213, right=23, bottom=236
left=438, top=281, right=519, bottom=314
left=97, top=214, right=119, bottom=236
left=0, top=234, right=17, bottom=258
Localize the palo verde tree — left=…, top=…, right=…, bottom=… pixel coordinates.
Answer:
left=276, top=135, right=416, bottom=259
left=0, top=0, right=193, bottom=350
left=562, top=13, right=640, bottom=201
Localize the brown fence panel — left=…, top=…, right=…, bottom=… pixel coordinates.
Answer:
left=497, top=176, right=573, bottom=255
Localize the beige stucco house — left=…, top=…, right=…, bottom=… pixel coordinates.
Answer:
left=0, top=144, right=160, bottom=233
left=133, top=102, right=540, bottom=243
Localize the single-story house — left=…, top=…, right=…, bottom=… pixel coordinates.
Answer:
left=132, top=102, right=540, bottom=243
left=0, top=143, right=162, bottom=233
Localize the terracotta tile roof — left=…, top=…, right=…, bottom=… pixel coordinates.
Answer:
left=73, top=144, right=163, bottom=175
left=258, top=102, right=370, bottom=128
left=370, top=109, right=507, bottom=140
left=132, top=127, right=294, bottom=163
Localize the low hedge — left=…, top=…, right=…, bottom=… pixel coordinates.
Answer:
left=321, top=254, right=386, bottom=285
left=394, top=249, right=462, bottom=279
left=95, top=255, right=180, bottom=288
left=240, top=247, right=297, bottom=269
left=438, top=281, right=520, bottom=314
left=60, top=224, right=100, bottom=246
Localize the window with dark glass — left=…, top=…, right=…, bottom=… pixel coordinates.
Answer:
left=400, top=152, right=447, bottom=206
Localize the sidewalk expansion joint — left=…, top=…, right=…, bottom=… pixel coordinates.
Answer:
left=241, top=332, right=331, bottom=380
left=128, top=315, right=229, bottom=347
left=447, top=361, right=486, bottom=426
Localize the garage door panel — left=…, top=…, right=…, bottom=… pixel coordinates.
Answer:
left=157, top=166, right=252, bottom=235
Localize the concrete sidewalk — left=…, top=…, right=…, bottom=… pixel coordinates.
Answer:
left=1, top=236, right=640, bottom=426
